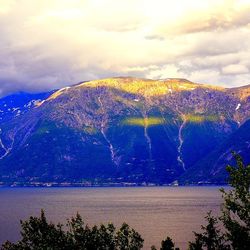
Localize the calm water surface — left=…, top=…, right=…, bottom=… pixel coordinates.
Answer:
left=0, top=186, right=225, bottom=249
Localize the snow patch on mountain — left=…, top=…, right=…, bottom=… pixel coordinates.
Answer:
left=235, top=103, right=241, bottom=110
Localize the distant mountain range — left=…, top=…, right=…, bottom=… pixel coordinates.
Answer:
left=0, top=77, right=249, bottom=186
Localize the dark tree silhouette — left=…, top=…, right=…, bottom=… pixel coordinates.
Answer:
left=188, top=152, right=250, bottom=250
left=188, top=212, right=228, bottom=250
left=1, top=211, right=143, bottom=250
left=220, top=153, right=250, bottom=250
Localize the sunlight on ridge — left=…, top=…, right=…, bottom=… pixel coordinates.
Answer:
left=184, top=114, right=219, bottom=123
left=122, top=117, right=165, bottom=127
left=78, top=78, right=203, bottom=97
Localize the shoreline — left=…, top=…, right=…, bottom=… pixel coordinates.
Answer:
left=0, top=182, right=228, bottom=188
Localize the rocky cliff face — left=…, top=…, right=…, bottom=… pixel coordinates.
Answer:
left=0, top=77, right=249, bottom=184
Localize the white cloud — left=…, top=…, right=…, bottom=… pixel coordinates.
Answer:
left=222, top=64, right=249, bottom=75
left=0, top=0, right=249, bottom=96
left=145, top=65, right=181, bottom=79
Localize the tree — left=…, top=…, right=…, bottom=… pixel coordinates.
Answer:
left=160, top=237, right=179, bottom=250
left=150, top=237, right=180, bottom=250
left=189, top=152, right=250, bottom=250
left=188, top=212, right=228, bottom=250
left=66, top=212, right=117, bottom=249
left=220, top=152, right=250, bottom=250
left=1, top=210, right=70, bottom=250
left=116, top=223, right=144, bottom=250
left=1, top=211, right=144, bottom=250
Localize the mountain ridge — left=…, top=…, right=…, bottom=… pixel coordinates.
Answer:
left=0, top=77, right=249, bottom=185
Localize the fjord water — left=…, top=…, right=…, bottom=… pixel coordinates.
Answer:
left=0, top=187, right=223, bottom=249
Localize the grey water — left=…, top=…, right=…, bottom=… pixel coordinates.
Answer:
left=0, top=186, right=225, bottom=249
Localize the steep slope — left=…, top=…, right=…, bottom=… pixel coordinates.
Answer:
left=0, top=77, right=249, bottom=184
left=180, top=119, right=250, bottom=184
left=0, top=91, right=54, bottom=124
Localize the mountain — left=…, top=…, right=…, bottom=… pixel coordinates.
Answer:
left=0, top=77, right=249, bottom=185
left=180, top=119, right=250, bottom=184
left=0, top=91, right=54, bottom=124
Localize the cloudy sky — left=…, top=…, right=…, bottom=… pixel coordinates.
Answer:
left=0, top=0, right=250, bottom=96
